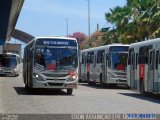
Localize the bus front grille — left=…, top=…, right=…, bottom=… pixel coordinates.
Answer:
left=114, top=72, right=126, bottom=76
left=118, top=79, right=127, bottom=82
left=48, top=83, right=64, bottom=86
left=46, top=78, right=65, bottom=81
left=42, top=73, right=68, bottom=77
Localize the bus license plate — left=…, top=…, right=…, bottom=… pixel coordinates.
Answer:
left=66, top=84, right=77, bottom=88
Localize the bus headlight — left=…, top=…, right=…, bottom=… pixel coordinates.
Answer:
left=68, top=70, right=77, bottom=81
left=34, top=74, right=44, bottom=81
left=108, top=72, right=116, bottom=78
left=68, top=77, right=74, bottom=81
left=68, top=75, right=77, bottom=82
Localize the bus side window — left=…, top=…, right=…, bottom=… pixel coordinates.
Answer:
left=94, top=54, right=96, bottom=67
left=82, top=54, right=84, bottom=64
left=107, top=53, right=111, bottom=67
left=159, top=50, right=160, bottom=65
left=90, top=52, right=94, bottom=64
left=84, top=55, right=87, bottom=66
left=87, top=53, right=90, bottom=64
left=156, top=51, right=159, bottom=70
left=136, top=53, right=138, bottom=69
left=97, top=50, right=104, bottom=63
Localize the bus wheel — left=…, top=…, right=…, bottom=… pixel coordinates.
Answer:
left=25, top=84, right=29, bottom=90
left=15, top=74, right=19, bottom=77
left=29, top=88, right=36, bottom=94
left=100, top=74, right=105, bottom=87
left=87, top=73, right=91, bottom=85
left=67, top=89, right=73, bottom=95
left=140, top=80, right=146, bottom=96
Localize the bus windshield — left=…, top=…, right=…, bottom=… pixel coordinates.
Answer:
left=0, top=55, right=17, bottom=68
left=109, top=52, right=128, bottom=71
left=34, top=47, right=78, bottom=71
left=108, top=46, right=129, bottom=71
left=5, top=56, right=17, bottom=68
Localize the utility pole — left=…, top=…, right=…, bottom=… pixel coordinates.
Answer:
left=97, top=24, right=99, bottom=31
left=65, top=17, right=69, bottom=37
left=86, top=0, right=91, bottom=38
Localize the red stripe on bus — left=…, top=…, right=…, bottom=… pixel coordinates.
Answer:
left=139, top=64, right=145, bottom=80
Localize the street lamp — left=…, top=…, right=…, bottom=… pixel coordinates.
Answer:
left=86, top=0, right=91, bottom=38
left=60, top=17, right=69, bottom=37
left=65, top=17, right=69, bottom=37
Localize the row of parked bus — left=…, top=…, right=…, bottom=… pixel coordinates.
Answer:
left=79, top=44, right=129, bottom=86
left=79, top=38, right=160, bottom=95
left=1, top=36, right=159, bottom=95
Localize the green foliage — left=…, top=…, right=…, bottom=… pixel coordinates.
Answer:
left=102, top=0, right=160, bottom=44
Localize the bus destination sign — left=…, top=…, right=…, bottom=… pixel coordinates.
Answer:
left=36, top=39, right=77, bottom=47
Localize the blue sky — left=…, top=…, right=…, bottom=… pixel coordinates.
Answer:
left=15, top=0, right=126, bottom=37
left=10, top=0, right=127, bottom=56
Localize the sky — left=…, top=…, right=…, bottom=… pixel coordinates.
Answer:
left=10, top=0, right=127, bottom=56
left=15, top=0, right=127, bottom=37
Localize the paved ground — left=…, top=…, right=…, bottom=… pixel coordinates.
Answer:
left=0, top=74, right=160, bottom=114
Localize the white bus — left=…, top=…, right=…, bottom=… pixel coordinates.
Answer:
left=23, top=37, right=79, bottom=94
left=127, top=38, right=160, bottom=95
left=0, top=53, right=21, bottom=76
left=79, top=44, right=129, bottom=86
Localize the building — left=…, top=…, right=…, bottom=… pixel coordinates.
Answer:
left=3, top=43, right=21, bottom=59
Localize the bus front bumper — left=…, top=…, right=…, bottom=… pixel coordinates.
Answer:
left=0, top=69, right=18, bottom=76
left=32, top=79, right=78, bottom=89
left=107, top=77, right=127, bottom=85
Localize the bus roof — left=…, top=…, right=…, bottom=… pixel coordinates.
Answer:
left=35, top=36, right=77, bottom=41
left=81, top=44, right=129, bottom=53
left=129, top=38, right=160, bottom=48
left=1, top=53, right=20, bottom=57
left=25, top=36, right=78, bottom=48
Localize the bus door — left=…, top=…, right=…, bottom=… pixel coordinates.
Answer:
left=130, top=52, right=137, bottom=89
left=90, top=53, right=94, bottom=82
left=157, top=50, right=160, bottom=93
left=93, top=54, right=97, bottom=81
left=135, top=53, right=138, bottom=88
left=101, top=52, right=106, bottom=83
left=27, top=48, right=34, bottom=86
left=148, top=50, right=155, bottom=91
left=154, top=50, right=159, bottom=92
left=81, top=53, right=86, bottom=81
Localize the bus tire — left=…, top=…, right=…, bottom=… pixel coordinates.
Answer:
left=100, top=74, right=103, bottom=83
left=67, top=89, right=73, bottom=95
left=28, top=87, right=35, bottom=94
left=126, top=85, right=131, bottom=89
left=15, top=74, right=19, bottom=77
left=87, top=73, right=91, bottom=85
left=78, top=78, right=82, bottom=83
left=100, top=74, right=105, bottom=87
left=25, top=84, right=29, bottom=90
left=140, top=80, right=146, bottom=96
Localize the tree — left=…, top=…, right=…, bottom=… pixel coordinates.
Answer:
left=89, top=31, right=104, bottom=47
left=103, top=0, right=160, bottom=44
left=68, top=32, right=88, bottom=49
